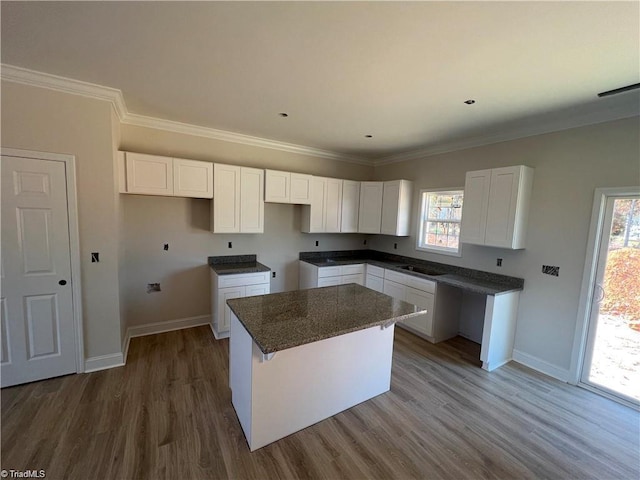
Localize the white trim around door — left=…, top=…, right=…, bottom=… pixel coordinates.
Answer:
left=1, top=147, right=85, bottom=375
left=569, top=186, right=640, bottom=394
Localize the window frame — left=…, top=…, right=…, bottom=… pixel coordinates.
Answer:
left=415, top=187, right=464, bottom=257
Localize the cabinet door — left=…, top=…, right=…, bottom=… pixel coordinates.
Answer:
left=325, top=178, right=343, bottom=233
left=460, top=169, right=491, bottom=245
left=173, top=158, right=213, bottom=198
left=240, top=167, right=264, bottom=233
left=366, top=274, right=384, bottom=293
left=383, top=279, right=405, bottom=300
left=358, top=182, right=383, bottom=233
left=381, top=180, right=412, bottom=236
left=341, top=274, right=364, bottom=286
left=303, top=177, right=327, bottom=233
left=212, top=164, right=241, bottom=233
left=485, top=167, right=519, bottom=248
left=264, top=170, right=290, bottom=203
left=318, top=276, right=341, bottom=287
left=246, top=283, right=270, bottom=297
left=125, top=152, right=174, bottom=196
left=218, top=286, right=244, bottom=332
left=402, top=287, right=435, bottom=336
left=341, top=180, right=360, bottom=233
left=290, top=173, right=312, bottom=205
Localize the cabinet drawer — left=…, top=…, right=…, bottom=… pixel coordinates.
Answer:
left=318, top=276, right=341, bottom=287
left=341, top=264, right=365, bottom=275
left=384, top=269, right=435, bottom=293
left=366, top=264, right=385, bottom=278
left=384, top=269, right=409, bottom=285
left=341, top=274, right=364, bottom=285
left=318, top=266, right=342, bottom=278
left=218, top=271, right=270, bottom=288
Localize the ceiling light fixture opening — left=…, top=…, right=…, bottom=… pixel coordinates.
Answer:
left=278, top=112, right=289, bottom=117
left=464, top=99, right=476, bottom=105
left=365, top=135, right=373, bottom=138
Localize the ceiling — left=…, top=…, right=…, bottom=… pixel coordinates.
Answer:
left=2, top=1, right=639, bottom=163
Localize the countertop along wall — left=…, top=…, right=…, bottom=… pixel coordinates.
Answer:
left=372, top=116, right=640, bottom=379
left=119, top=124, right=373, bottom=328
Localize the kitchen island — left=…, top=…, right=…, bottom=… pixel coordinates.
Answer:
left=226, top=283, right=425, bottom=451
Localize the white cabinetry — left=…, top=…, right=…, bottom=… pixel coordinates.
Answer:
left=382, top=269, right=459, bottom=343
left=211, top=270, right=270, bottom=338
left=341, top=180, right=360, bottom=233
left=301, top=177, right=343, bottom=233
left=212, top=164, right=264, bottom=233
left=264, top=170, right=312, bottom=204
left=461, top=165, right=533, bottom=249
left=358, top=182, right=384, bottom=233
left=119, top=152, right=214, bottom=198
left=365, top=264, right=384, bottom=293
left=299, top=261, right=365, bottom=289
left=381, top=180, right=413, bottom=236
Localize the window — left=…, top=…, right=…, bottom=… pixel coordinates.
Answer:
left=416, top=189, right=464, bottom=256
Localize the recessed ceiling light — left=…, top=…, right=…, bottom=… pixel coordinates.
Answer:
left=278, top=112, right=289, bottom=117
left=365, top=135, right=373, bottom=138
left=464, top=99, right=476, bottom=105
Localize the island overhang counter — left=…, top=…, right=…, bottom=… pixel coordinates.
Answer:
left=227, top=283, right=426, bottom=451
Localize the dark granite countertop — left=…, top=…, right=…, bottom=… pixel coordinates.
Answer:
left=227, top=283, right=426, bottom=354
left=208, top=255, right=271, bottom=275
left=299, top=250, right=524, bottom=296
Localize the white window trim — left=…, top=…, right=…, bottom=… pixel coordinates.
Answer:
left=415, top=187, right=464, bottom=257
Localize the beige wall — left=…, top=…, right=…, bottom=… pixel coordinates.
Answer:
left=1, top=81, right=122, bottom=360
left=372, top=117, right=640, bottom=373
left=119, top=124, right=373, bottom=328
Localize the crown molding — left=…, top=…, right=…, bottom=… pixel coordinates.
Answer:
left=1, top=63, right=372, bottom=166
left=123, top=113, right=372, bottom=165
left=373, top=103, right=639, bottom=166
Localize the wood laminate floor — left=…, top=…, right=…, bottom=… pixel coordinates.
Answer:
left=2, top=326, right=639, bottom=480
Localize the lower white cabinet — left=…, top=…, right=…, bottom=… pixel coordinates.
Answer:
left=382, top=269, right=459, bottom=343
left=211, top=270, right=270, bottom=338
left=299, top=261, right=365, bottom=289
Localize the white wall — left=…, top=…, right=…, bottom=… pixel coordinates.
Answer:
left=372, top=117, right=640, bottom=376
left=1, top=81, right=122, bottom=360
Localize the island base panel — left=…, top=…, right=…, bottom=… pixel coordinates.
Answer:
left=230, top=314, right=395, bottom=451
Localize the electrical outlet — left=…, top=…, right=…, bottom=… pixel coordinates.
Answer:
left=394, top=243, right=398, bottom=250
left=542, top=265, right=560, bottom=277
left=272, top=272, right=276, bottom=278
left=496, top=258, right=503, bottom=267
left=315, top=241, right=319, bottom=247
left=164, top=243, right=169, bottom=251
left=147, top=283, right=161, bottom=293
left=363, top=239, right=367, bottom=246
left=228, top=242, right=232, bottom=248
left=91, top=252, right=99, bottom=263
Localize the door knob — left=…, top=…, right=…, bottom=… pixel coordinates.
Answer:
left=58, top=280, right=67, bottom=286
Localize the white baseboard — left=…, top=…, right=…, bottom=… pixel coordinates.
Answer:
left=512, top=349, right=570, bottom=382
left=122, top=314, right=212, bottom=363
left=84, top=352, right=125, bottom=373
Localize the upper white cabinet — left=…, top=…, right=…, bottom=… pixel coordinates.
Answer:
left=173, top=158, right=214, bottom=198
left=301, top=177, right=343, bottom=233
left=461, top=165, right=534, bottom=249
left=358, top=182, right=384, bottom=233
left=381, top=180, right=413, bottom=236
left=212, top=164, right=264, bottom=233
left=119, top=151, right=213, bottom=198
left=264, top=170, right=312, bottom=204
left=341, top=180, right=360, bottom=233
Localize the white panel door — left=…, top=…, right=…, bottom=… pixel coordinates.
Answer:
left=341, top=180, right=360, bottom=233
left=485, top=167, right=518, bottom=248
left=308, top=177, right=327, bottom=232
left=1, top=156, right=77, bottom=387
left=403, top=287, right=435, bottom=336
left=460, top=169, right=491, bottom=245
left=358, top=182, right=383, bottom=234
left=290, top=173, right=312, bottom=205
left=212, top=164, right=241, bottom=233
left=383, top=279, right=405, bottom=301
left=125, top=152, right=174, bottom=196
left=381, top=180, right=401, bottom=235
left=246, top=284, right=270, bottom=297
left=173, top=158, right=213, bottom=198
left=325, top=178, right=343, bottom=233
left=365, top=274, right=384, bottom=293
left=240, top=167, right=265, bottom=233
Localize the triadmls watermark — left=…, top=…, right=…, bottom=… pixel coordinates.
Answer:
left=1, top=470, right=45, bottom=479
